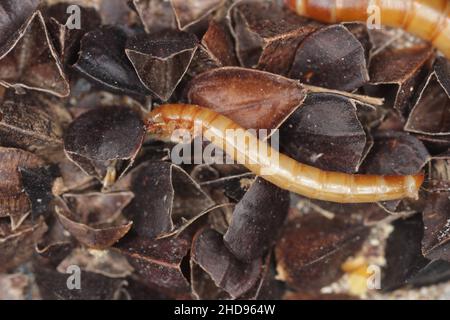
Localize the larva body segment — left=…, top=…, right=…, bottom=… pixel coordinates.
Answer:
left=285, top=0, right=450, bottom=59
left=147, top=104, right=424, bottom=203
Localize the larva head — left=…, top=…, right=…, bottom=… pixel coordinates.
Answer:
left=406, top=173, right=425, bottom=200
left=145, top=105, right=196, bottom=142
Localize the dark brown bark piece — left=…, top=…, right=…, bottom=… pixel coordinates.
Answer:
left=280, top=93, right=368, bottom=173
left=275, top=213, right=369, bottom=291
left=0, top=11, right=70, bottom=97
left=187, top=67, right=306, bottom=131
left=229, top=0, right=321, bottom=75
left=224, top=178, right=289, bottom=262
left=290, top=25, right=369, bottom=92
left=192, top=228, right=262, bottom=299
left=126, top=30, right=198, bottom=101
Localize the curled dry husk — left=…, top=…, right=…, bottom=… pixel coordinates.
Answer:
left=187, top=67, right=306, bottom=132
left=191, top=228, right=262, bottom=299
left=290, top=24, right=369, bottom=92
left=125, top=30, right=198, bottom=101
left=0, top=0, right=41, bottom=58
left=111, top=161, right=215, bottom=239
left=275, top=211, right=369, bottom=292
left=366, top=45, right=434, bottom=115
left=280, top=93, right=369, bottom=174
left=0, top=10, right=70, bottom=97
left=229, top=0, right=321, bottom=75
left=64, top=105, right=145, bottom=185
left=54, top=197, right=133, bottom=250
left=405, top=57, right=450, bottom=136
left=0, top=147, right=46, bottom=229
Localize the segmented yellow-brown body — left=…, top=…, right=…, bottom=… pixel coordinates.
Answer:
left=285, top=0, right=450, bottom=59
left=147, top=104, right=424, bottom=203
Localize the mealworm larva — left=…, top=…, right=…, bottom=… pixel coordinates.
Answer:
left=146, top=104, right=424, bottom=203
left=285, top=0, right=450, bottom=59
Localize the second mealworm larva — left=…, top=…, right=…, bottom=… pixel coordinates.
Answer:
left=285, top=0, right=450, bottom=59
left=146, top=104, right=424, bottom=203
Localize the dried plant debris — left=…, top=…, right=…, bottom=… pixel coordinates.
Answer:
left=192, top=228, right=262, bottom=299
left=0, top=0, right=41, bottom=58
left=224, top=178, right=289, bottom=262
left=0, top=217, right=47, bottom=272
left=171, top=0, right=225, bottom=30
left=64, top=105, right=145, bottom=185
left=290, top=25, right=369, bottom=92
left=229, top=0, right=321, bottom=75
left=126, top=30, right=198, bottom=101
left=189, top=20, right=238, bottom=76
left=55, top=197, right=133, bottom=250
left=44, top=3, right=102, bottom=67
left=111, top=161, right=214, bottom=239
left=422, top=192, right=450, bottom=261
left=74, top=26, right=150, bottom=96
left=188, top=67, right=306, bottom=132
left=62, top=191, right=134, bottom=225
left=425, top=151, right=450, bottom=192
left=0, top=94, right=69, bottom=152
left=0, top=147, right=46, bottom=229
left=405, top=57, right=450, bottom=135
left=0, top=11, right=70, bottom=97
left=132, top=0, right=177, bottom=33
left=34, top=263, right=126, bottom=300
left=1, top=0, right=450, bottom=301
left=113, top=233, right=191, bottom=296
left=280, top=93, right=368, bottom=173
left=0, top=273, right=31, bottom=300
left=382, top=214, right=430, bottom=291
left=275, top=212, right=369, bottom=292
left=366, top=45, right=434, bottom=115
